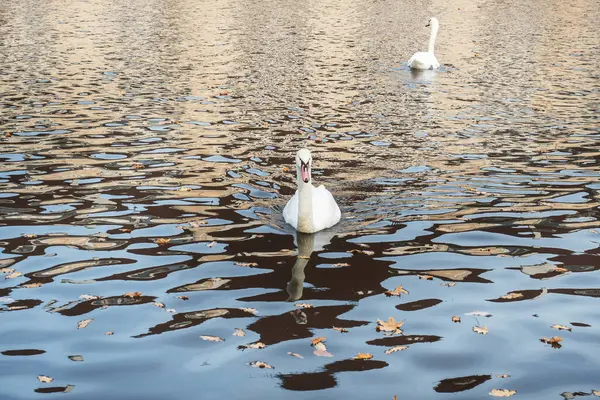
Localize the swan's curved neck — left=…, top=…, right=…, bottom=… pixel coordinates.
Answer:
left=297, top=182, right=314, bottom=233
left=428, top=24, right=438, bottom=54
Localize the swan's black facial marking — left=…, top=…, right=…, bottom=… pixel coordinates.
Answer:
left=300, top=158, right=311, bottom=183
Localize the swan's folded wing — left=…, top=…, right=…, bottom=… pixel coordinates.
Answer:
left=282, top=191, right=299, bottom=229
left=313, top=185, right=341, bottom=230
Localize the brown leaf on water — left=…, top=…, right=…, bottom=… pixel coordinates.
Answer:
left=233, top=328, right=246, bottom=337
left=353, top=353, right=373, bottom=360
left=4, top=132, right=12, bottom=138
left=282, top=167, right=290, bottom=172
left=207, top=241, right=216, bottom=248
left=295, top=303, right=313, bottom=309
left=132, top=163, right=144, bottom=169
left=500, top=292, right=523, bottom=300
left=452, top=316, right=461, bottom=323
left=489, top=389, right=517, bottom=397
left=105, top=331, right=114, bottom=336
left=250, top=361, right=273, bottom=369
left=311, top=337, right=326, bottom=346
left=287, top=352, right=303, bottom=359
left=385, top=285, right=409, bottom=297
left=385, top=345, right=408, bottom=355
left=377, top=317, right=404, bottom=334
left=123, top=292, right=142, bottom=298
left=332, top=326, right=348, bottom=333
left=540, top=336, right=562, bottom=348
left=5, top=271, right=22, bottom=279
left=22, top=282, right=43, bottom=288
left=441, top=282, right=456, bottom=287
left=332, top=263, right=350, bottom=267
left=495, top=374, right=510, bottom=379
left=200, top=335, right=224, bottom=342
left=153, top=302, right=165, bottom=308
left=235, top=262, right=258, bottom=267
left=155, top=238, right=170, bottom=246
left=551, top=324, right=571, bottom=332
left=418, top=274, right=433, bottom=280
left=473, top=325, right=489, bottom=335
left=38, top=375, right=53, bottom=383
left=176, top=295, right=189, bottom=300
left=77, top=319, right=93, bottom=329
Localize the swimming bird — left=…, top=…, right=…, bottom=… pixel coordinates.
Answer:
left=407, top=17, right=440, bottom=70
left=283, top=148, right=341, bottom=233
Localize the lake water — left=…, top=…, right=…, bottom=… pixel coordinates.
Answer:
left=0, top=0, right=599, bottom=399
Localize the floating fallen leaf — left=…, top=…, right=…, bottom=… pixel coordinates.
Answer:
left=332, top=263, right=350, bottom=267
left=353, top=353, right=373, bottom=360
left=283, top=167, right=290, bottom=172
left=489, top=389, right=517, bottom=397
left=377, top=317, right=404, bottom=334
left=0, top=267, right=15, bottom=274
left=22, top=282, right=42, bottom=288
left=473, top=325, right=489, bottom=335
left=466, top=311, right=492, bottom=317
left=250, top=361, right=273, bottom=369
left=240, top=307, right=258, bottom=315
left=385, top=285, right=409, bottom=297
left=132, top=163, right=144, bottom=169
left=200, top=335, right=224, bottom=342
left=554, top=267, right=568, bottom=273
left=77, top=319, right=93, bottom=329
left=247, top=342, right=266, bottom=349
left=79, top=294, right=100, bottom=301
left=233, top=328, right=246, bottom=337
left=296, top=303, right=313, bottom=308
left=287, top=352, right=303, bottom=359
left=551, top=324, right=571, bottom=332
left=4, top=132, right=12, bottom=137
left=123, top=292, right=142, bottom=298
left=495, top=374, right=510, bottom=379
left=311, top=337, right=326, bottom=346
left=500, top=292, right=523, bottom=300
left=418, top=274, right=433, bottom=280
left=540, top=336, right=562, bottom=347
left=5, top=271, right=22, bottom=279
left=452, top=316, right=461, bottom=323
left=385, top=345, right=408, bottom=355
left=38, top=375, right=53, bottom=383
left=176, top=295, right=189, bottom=300
left=105, top=331, right=114, bottom=336
left=235, top=262, right=258, bottom=267
left=332, top=327, right=348, bottom=333
left=207, top=241, right=216, bottom=248
left=155, top=238, right=170, bottom=246
left=153, top=302, right=165, bottom=308
left=119, top=228, right=132, bottom=233
left=68, top=355, right=84, bottom=362
left=441, top=282, right=456, bottom=287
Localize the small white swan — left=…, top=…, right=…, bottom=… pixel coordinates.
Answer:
left=283, top=148, right=341, bottom=233
left=407, top=17, right=440, bottom=70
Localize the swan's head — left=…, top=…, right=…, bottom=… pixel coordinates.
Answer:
left=426, top=17, right=439, bottom=29
left=295, top=148, right=312, bottom=184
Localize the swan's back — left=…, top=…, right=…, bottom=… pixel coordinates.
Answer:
left=312, top=185, right=341, bottom=231
left=408, top=52, right=439, bottom=70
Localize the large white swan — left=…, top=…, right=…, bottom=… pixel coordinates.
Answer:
left=407, top=17, right=440, bottom=70
left=283, top=148, right=341, bottom=233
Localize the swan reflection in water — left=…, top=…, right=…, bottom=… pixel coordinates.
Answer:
left=286, top=229, right=338, bottom=304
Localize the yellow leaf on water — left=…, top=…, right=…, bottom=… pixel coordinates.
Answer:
left=385, top=345, right=408, bottom=355
left=473, top=325, right=489, bottom=335
left=452, top=316, right=461, bottom=323
left=38, top=375, right=53, bottom=383
left=489, top=389, right=517, bottom=397
left=353, top=353, right=373, bottom=360
left=332, top=326, right=348, bottom=333
left=250, top=361, right=273, bottom=369
left=377, top=317, right=404, bottom=334
left=77, top=319, right=93, bottom=329
left=200, top=335, right=224, bottom=342
left=551, top=324, right=571, bottom=332
left=385, top=285, right=409, bottom=297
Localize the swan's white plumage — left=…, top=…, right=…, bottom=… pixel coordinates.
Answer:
left=283, top=149, right=341, bottom=233
left=408, top=17, right=440, bottom=70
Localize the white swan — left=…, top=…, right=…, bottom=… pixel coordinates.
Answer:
left=283, top=148, right=341, bottom=233
left=407, top=17, right=440, bottom=70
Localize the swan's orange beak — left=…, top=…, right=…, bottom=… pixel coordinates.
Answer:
left=300, top=160, right=310, bottom=183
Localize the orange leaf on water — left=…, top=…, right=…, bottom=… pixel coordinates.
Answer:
left=124, top=292, right=142, bottom=298
left=311, top=337, right=326, bottom=346
left=155, top=238, right=170, bottom=246
left=353, top=353, right=373, bottom=360
left=385, top=285, right=409, bottom=297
